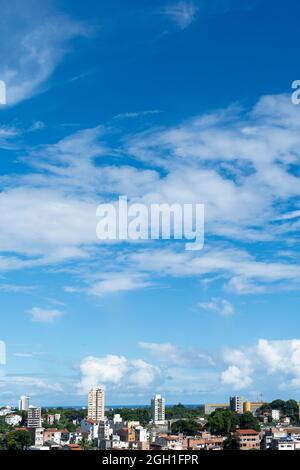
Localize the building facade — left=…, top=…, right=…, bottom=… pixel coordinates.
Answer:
left=88, top=388, right=105, bottom=422
left=235, top=429, right=260, bottom=450
left=204, top=404, right=230, bottom=415
left=243, top=401, right=264, bottom=415
left=151, top=394, right=165, bottom=425
left=230, top=396, right=244, bottom=414
left=27, top=407, right=42, bottom=428
left=18, top=395, right=29, bottom=411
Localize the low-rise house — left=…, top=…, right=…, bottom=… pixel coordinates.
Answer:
left=43, top=428, right=69, bottom=445
left=262, top=428, right=287, bottom=450
left=5, top=413, right=22, bottom=426
left=234, top=429, right=260, bottom=450
left=188, top=435, right=225, bottom=450
left=272, top=436, right=296, bottom=450
left=63, top=443, right=82, bottom=451
left=152, top=434, right=187, bottom=450
left=28, top=427, right=44, bottom=447
left=116, top=426, right=136, bottom=443
left=80, top=418, right=100, bottom=441
left=45, top=414, right=61, bottom=425
left=69, top=428, right=83, bottom=444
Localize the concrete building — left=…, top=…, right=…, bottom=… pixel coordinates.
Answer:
left=153, top=434, right=187, bottom=450
left=272, top=436, right=297, bottom=450
left=98, top=419, right=112, bottom=440
left=234, top=429, right=260, bottom=450
left=271, top=409, right=280, bottom=421
left=45, top=413, right=61, bottom=425
left=151, top=394, right=165, bottom=425
left=187, top=435, right=225, bottom=450
left=88, top=388, right=105, bottom=422
left=18, top=395, right=29, bottom=411
left=29, top=427, right=44, bottom=447
left=230, top=396, right=243, bottom=414
left=81, top=418, right=100, bottom=441
left=27, top=407, right=42, bottom=428
left=135, top=425, right=148, bottom=442
left=243, top=401, right=264, bottom=415
left=5, top=414, right=22, bottom=426
left=204, top=403, right=229, bottom=415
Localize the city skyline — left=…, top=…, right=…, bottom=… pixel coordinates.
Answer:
left=1, top=0, right=300, bottom=407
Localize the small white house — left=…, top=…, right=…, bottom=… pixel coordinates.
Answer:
left=5, top=414, right=22, bottom=426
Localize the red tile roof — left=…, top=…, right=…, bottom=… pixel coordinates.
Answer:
left=236, top=429, right=259, bottom=435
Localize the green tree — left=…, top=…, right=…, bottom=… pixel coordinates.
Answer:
left=223, top=436, right=238, bottom=450
left=171, top=419, right=200, bottom=435
left=239, top=412, right=260, bottom=432
left=78, top=436, right=93, bottom=450
left=0, top=417, right=12, bottom=434
left=4, top=430, right=32, bottom=450
left=207, top=409, right=239, bottom=435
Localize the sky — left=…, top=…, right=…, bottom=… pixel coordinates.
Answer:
left=1, top=0, right=300, bottom=407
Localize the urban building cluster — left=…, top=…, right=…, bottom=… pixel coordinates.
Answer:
left=1, top=392, right=300, bottom=450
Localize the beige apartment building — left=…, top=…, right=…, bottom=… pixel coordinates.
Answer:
left=88, top=388, right=105, bottom=422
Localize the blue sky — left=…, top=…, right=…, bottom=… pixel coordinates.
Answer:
left=1, top=0, right=300, bottom=406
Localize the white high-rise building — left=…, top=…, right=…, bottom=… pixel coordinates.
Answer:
left=230, top=396, right=243, bottom=414
left=151, top=394, right=165, bottom=425
left=18, top=395, right=30, bottom=411
left=88, top=388, right=105, bottom=422
left=27, top=406, right=42, bottom=428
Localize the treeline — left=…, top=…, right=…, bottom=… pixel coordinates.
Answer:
left=258, top=399, right=299, bottom=420
left=106, top=403, right=204, bottom=425
left=207, top=409, right=261, bottom=435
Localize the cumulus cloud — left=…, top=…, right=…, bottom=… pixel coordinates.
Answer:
left=221, top=339, right=300, bottom=391
left=78, top=354, right=163, bottom=394
left=28, top=307, right=64, bottom=323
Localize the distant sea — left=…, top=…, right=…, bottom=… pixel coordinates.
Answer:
left=43, top=404, right=203, bottom=410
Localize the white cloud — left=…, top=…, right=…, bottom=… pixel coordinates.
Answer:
left=139, top=341, right=214, bottom=367
left=221, top=339, right=300, bottom=391
left=163, top=2, right=197, bottom=29
left=1, top=94, right=300, bottom=298
left=87, top=275, right=151, bottom=296
left=221, top=365, right=253, bottom=390
left=0, top=1, right=91, bottom=105
left=78, top=354, right=163, bottom=394
left=28, top=307, right=63, bottom=323
left=198, top=297, right=235, bottom=316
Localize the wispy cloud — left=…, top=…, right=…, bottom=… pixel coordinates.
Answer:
left=162, top=1, right=198, bottom=29
left=28, top=307, right=64, bottom=323
left=0, top=0, right=91, bottom=105
left=198, top=297, right=235, bottom=316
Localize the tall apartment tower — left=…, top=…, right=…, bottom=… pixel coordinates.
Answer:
left=151, top=394, right=165, bottom=424
left=230, top=396, right=244, bottom=414
left=18, top=395, right=30, bottom=411
left=88, top=388, right=105, bottom=422
left=27, top=407, right=42, bottom=428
